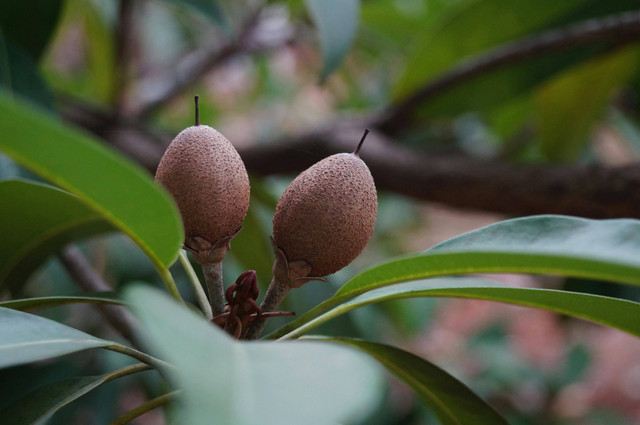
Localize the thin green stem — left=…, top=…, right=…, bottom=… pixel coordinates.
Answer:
left=158, top=266, right=185, bottom=304
left=203, top=262, right=226, bottom=316
left=106, top=344, right=173, bottom=371
left=278, top=302, right=352, bottom=340
left=179, top=250, right=213, bottom=320
left=108, top=390, right=179, bottom=425
left=262, top=297, right=342, bottom=340
left=105, top=363, right=153, bottom=382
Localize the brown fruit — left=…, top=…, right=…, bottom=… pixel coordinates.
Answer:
left=155, top=97, right=250, bottom=259
left=272, top=130, right=377, bottom=278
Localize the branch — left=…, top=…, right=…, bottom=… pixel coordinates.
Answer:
left=239, top=126, right=640, bottom=219
left=58, top=245, right=142, bottom=348
left=377, top=9, right=640, bottom=131
left=60, top=104, right=640, bottom=219
left=113, top=0, right=136, bottom=109
left=131, top=7, right=291, bottom=118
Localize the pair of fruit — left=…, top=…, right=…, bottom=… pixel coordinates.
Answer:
left=155, top=97, right=377, bottom=337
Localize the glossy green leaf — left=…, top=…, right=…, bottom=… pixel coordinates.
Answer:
left=0, top=179, right=112, bottom=290
left=339, top=215, right=640, bottom=299
left=0, top=294, right=122, bottom=311
left=305, top=0, right=360, bottom=82
left=0, top=364, right=149, bottom=425
left=314, top=337, right=508, bottom=425
left=393, top=0, right=587, bottom=100
left=125, top=284, right=383, bottom=425
left=267, top=215, right=640, bottom=339
left=281, top=278, right=640, bottom=339
left=159, top=0, right=229, bottom=34
left=535, top=46, right=640, bottom=160
left=0, top=94, right=183, bottom=271
left=0, top=307, right=110, bottom=369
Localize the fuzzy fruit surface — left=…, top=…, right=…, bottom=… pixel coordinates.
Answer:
left=273, top=152, right=377, bottom=277
left=155, top=125, right=250, bottom=245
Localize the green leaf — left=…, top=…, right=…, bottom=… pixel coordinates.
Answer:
left=0, top=94, right=183, bottom=271
left=267, top=215, right=640, bottom=339
left=535, top=46, right=640, bottom=160
left=305, top=0, right=360, bottom=82
left=158, top=0, right=229, bottom=34
left=0, top=294, right=122, bottom=311
left=281, top=278, right=640, bottom=339
left=0, top=179, right=113, bottom=290
left=314, top=337, right=508, bottom=425
left=393, top=0, right=587, bottom=100
left=0, top=307, right=110, bottom=369
left=0, top=364, right=149, bottom=425
left=125, top=284, right=383, bottom=425
left=339, top=215, right=640, bottom=299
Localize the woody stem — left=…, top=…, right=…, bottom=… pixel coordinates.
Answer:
left=245, top=277, right=290, bottom=339
left=202, top=262, right=226, bottom=317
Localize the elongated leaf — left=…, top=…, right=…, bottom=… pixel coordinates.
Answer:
left=267, top=215, right=640, bottom=339
left=0, top=179, right=112, bottom=289
left=0, top=307, right=110, bottom=369
left=338, top=215, right=640, bottom=299
left=535, top=46, right=640, bottom=160
left=0, top=294, right=122, bottom=311
left=0, top=94, right=183, bottom=271
left=0, top=363, right=149, bottom=425
left=281, top=278, right=640, bottom=339
left=305, top=0, right=360, bottom=82
left=314, top=337, right=508, bottom=425
left=125, top=285, right=383, bottom=425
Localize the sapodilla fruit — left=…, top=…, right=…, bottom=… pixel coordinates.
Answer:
left=155, top=96, right=250, bottom=264
left=272, top=129, right=377, bottom=280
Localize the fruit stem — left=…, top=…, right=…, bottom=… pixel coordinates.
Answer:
left=179, top=250, right=213, bottom=320
left=353, top=128, right=370, bottom=157
left=202, top=262, right=226, bottom=316
left=245, top=277, right=291, bottom=339
left=194, top=95, right=200, bottom=126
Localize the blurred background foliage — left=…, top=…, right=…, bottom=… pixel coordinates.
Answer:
left=2, top=0, right=640, bottom=423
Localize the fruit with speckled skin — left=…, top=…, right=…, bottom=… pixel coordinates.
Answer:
left=155, top=125, right=250, bottom=247
left=272, top=151, right=377, bottom=277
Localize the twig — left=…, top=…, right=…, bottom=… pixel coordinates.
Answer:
left=202, top=262, right=226, bottom=317
left=377, top=9, right=640, bottom=131
left=60, top=100, right=640, bottom=220
left=133, top=8, right=265, bottom=118
left=245, top=277, right=290, bottom=339
left=113, top=0, right=136, bottom=110
left=58, top=245, right=142, bottom=348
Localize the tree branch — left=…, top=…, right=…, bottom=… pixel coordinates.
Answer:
left=131, top=7, right=291, bottom=118
left=58, top=245, right=142, bottom=348
left=377, top=9, right=640, bottom=131
left=239, top=126, right=640, bottom=219
left=60, top=101, right=640, bottom=219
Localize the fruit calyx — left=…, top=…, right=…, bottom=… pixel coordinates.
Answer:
left=271, top=237, right=328, bottom=288
left=183, top=227, right=242, bottom=265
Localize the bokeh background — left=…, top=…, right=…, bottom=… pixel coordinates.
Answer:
left=2, top=0, right=640, bottom=423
